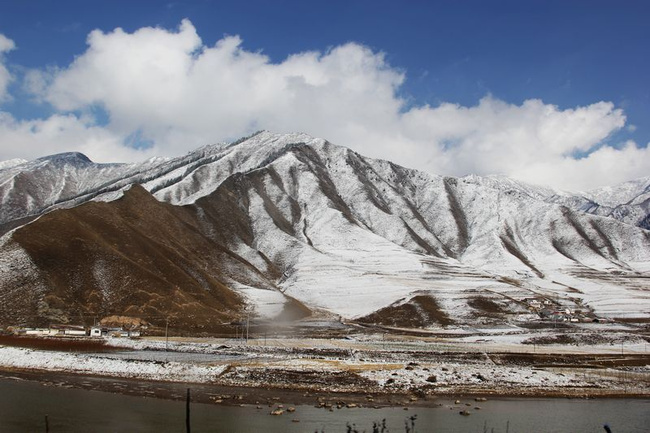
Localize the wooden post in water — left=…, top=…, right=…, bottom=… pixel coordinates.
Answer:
left=186, top=388, right=191, bottom=433
left=45, top=415, right=49, bottom=433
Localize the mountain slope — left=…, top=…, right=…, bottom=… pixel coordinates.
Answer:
left=0, top=185, right=299, bottom=331
left=547, top=177, right=650, bottom=230
left=191, top=138, right=649, bottom=321
left=0, top=152, right=158, bottom=234
left=1, top=131, right=649, bottom=330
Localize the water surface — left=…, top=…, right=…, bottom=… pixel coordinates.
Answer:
left=0, top=377, right=648, bottom=432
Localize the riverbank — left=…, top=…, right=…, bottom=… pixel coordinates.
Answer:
left=1, top=334, right=649, bottom=405
left=0, top=366, right=648, bottom=409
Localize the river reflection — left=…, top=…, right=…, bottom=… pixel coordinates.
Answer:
left=1, top=377, right=648, bottom=432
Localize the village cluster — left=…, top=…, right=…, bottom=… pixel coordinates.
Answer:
left=5, top=294, right=607, bottom=340
left=522, top=297, right=604, bottom=323
left=10, top=324, right=142, bottom=338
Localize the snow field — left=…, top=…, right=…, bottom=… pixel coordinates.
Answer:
left=0, top=346, right=227, bottom=382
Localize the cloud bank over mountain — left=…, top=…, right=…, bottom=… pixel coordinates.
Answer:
left=0, top=20, right=648, bottom=191
left=0, top=34, right=15, bottom=102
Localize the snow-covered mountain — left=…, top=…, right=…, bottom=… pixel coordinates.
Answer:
left=0, top=151, right=166, bottom=233
left=1, top=131, right=649, bottom=330
left=0, top=132, right=330, bottom=233
left=0, top=158, right=27, bottom=170
left=546, top=177, right=650, bottom=230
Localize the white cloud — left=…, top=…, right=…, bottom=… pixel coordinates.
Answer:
left=514, top=141, right=650, bottom=192
left=0, top=20, right=646, bottom=191
left=41, top=20, right=405, bottom=157
left=0, top=35, right=13, bottom=52
left=396, top=98, right=629, bottom=186
left=0, top=112, right=156, bottom=162
left=0, top=34, right=16, bottom=102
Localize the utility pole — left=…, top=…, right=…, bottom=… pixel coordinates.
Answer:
left=165, top=317, right=169, bottom=352
left=246, top=314, right=250, bottom=344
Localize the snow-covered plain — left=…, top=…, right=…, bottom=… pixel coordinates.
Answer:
left=0, top=345, right=227, bottom=382
left=1, top=335, right=648, bottom=397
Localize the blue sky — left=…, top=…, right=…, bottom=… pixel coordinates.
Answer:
left=0, top=0, right=648, bottom=190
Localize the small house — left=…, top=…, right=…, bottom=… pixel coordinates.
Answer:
left=64, top=325, right=86, bottom=336
left=24, top=328, right=49, bottom=336
left=49, top=324, right=86, bottom=336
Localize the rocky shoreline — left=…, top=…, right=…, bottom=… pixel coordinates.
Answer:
left=1, top=335, right=649, bottom=406
left=0, top=367, right=648, bottom=414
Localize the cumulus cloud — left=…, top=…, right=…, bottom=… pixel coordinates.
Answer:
left=41, top=19, right=405, bottom=156
left=396, top=98, right=628, bottom=186
left=514, top=141, right=650, bottom=192
left=0, top=34, right=16, bottom=102
left=1, top=20, right=647, bottom=191
left=0, top=112, right=156, bottom=162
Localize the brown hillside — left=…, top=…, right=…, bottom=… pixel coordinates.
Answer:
left=6, top=185, right=274, bottom=332
left=357, top=295, right=453, bottom=328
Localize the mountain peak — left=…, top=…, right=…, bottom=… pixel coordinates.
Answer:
left=35, top=152, right=93, bottom=165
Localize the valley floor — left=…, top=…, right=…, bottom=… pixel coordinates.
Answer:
left=1, top=323, right=649, bottom=405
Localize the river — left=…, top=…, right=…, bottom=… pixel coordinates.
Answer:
left=0, top=376, right=648, bottom=432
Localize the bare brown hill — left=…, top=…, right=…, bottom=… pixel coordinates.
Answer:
left=356, top=295, right=454, bottom=328
left=4, top=185, right=280, bottom=332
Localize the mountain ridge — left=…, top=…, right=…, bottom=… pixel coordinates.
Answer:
left=2, top=131, right=648, bottom=233
left=1, top=131, right=649, bottom=330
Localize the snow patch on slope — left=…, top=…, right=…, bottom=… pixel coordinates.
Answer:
left=232, top=284, right=288, bottom=319
left=0, top=158, right=27, bottom=170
